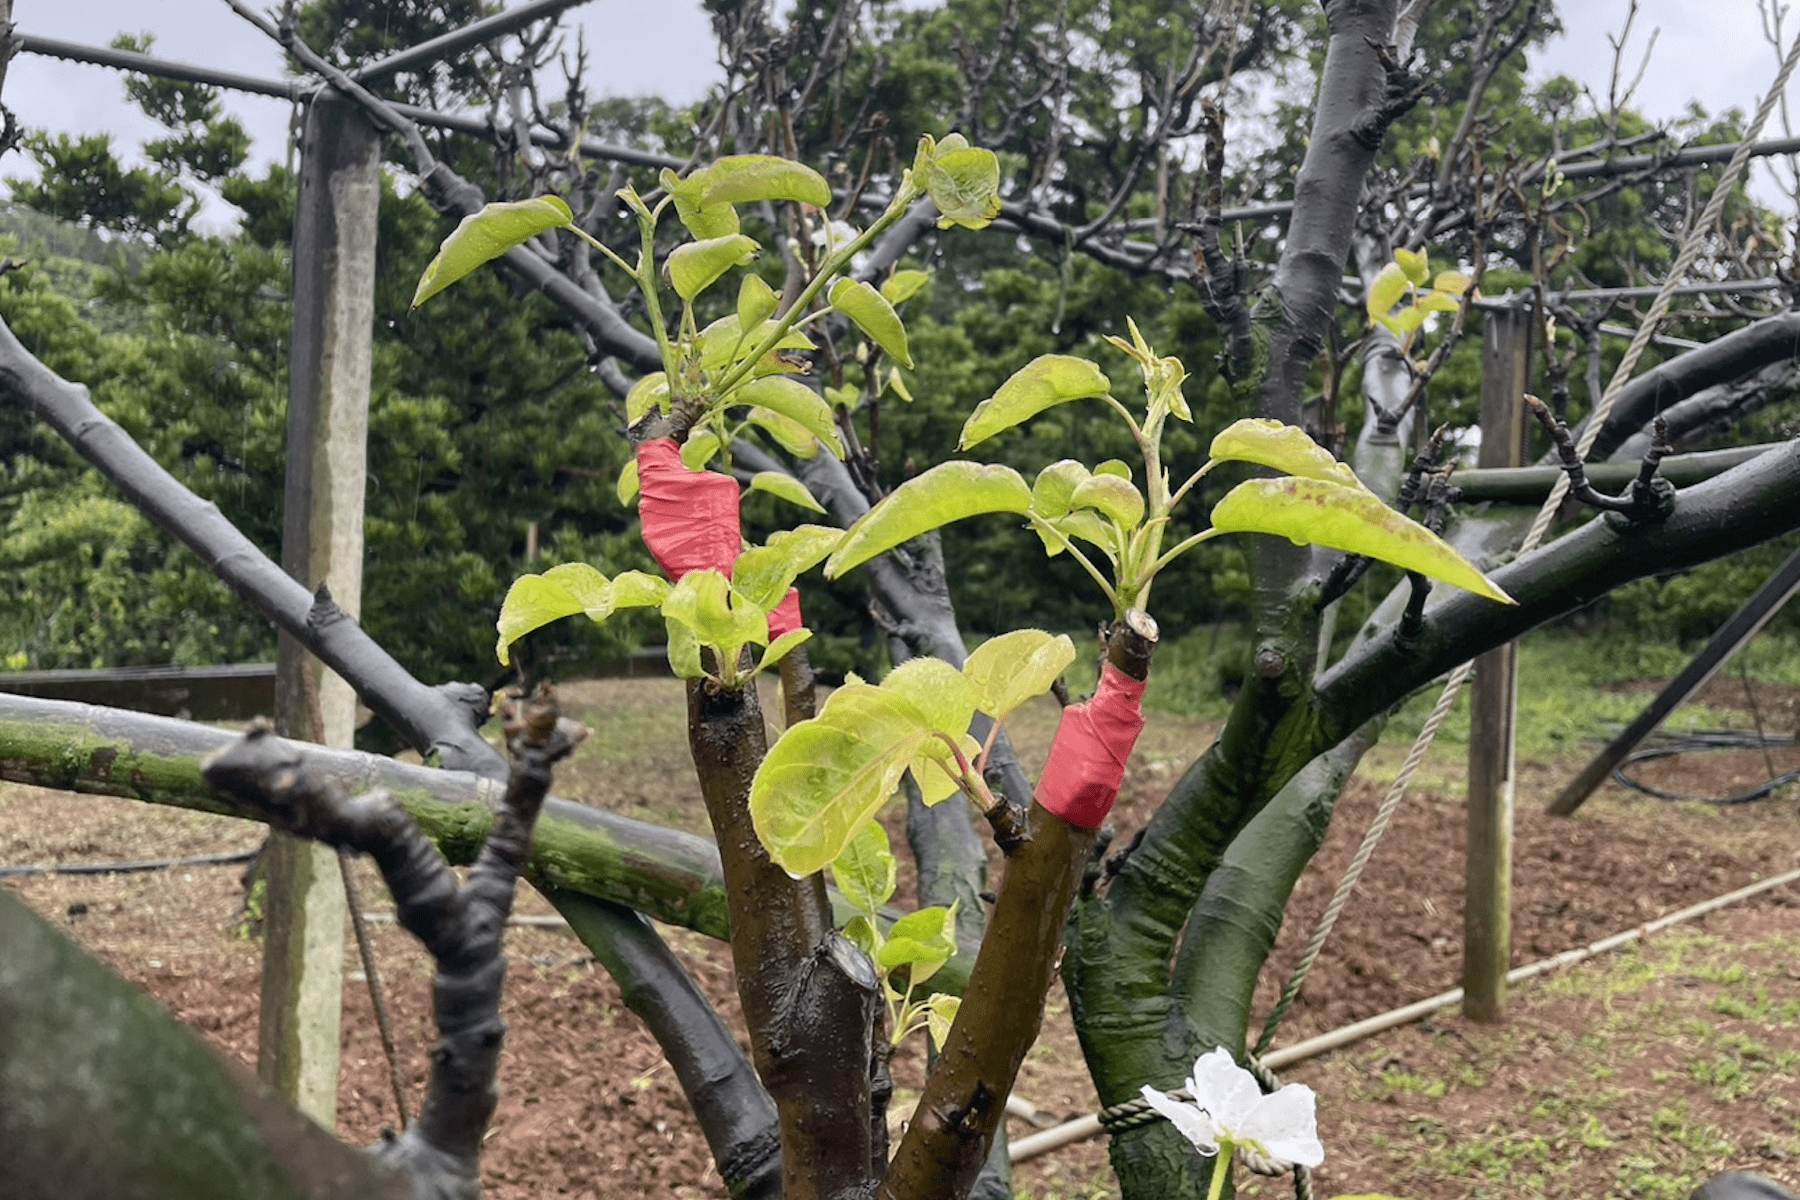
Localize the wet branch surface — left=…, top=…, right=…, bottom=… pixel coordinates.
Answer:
left=202, top=690, right=583, bottom=1199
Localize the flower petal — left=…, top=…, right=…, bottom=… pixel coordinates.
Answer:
left=1187, top=1047, right=1264, bottom=1124
left=1239, top=1082, right=1325, bottom=1168
left=1139, top=1084, right=1220, bottom=1154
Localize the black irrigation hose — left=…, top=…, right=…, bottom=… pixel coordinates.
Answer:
left=1613, top=728, right=1800, bottom=805
left=0, top=847, right=260, bottom=878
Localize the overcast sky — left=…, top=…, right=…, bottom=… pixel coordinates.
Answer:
left=5, top=1, right=1799, bottom=228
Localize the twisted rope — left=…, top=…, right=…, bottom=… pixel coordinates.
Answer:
left=1251, top=17, right=1800, bottom=1063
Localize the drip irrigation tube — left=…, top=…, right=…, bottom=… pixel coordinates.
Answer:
left=1613, top=728, right=1800, bottom=805
left=0, top=848, right=259, bottom=878
left=1009, top=865, right=1800, bottom=1164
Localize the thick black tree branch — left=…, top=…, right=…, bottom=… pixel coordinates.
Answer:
left=1574, top=310, right=1800, bottom=460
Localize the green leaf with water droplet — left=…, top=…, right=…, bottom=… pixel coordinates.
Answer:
left=963, top=630, right=1076, bottom=720
left=733, top=524, right=844, bottom=612
left=830, top=819, right=897, bottom=916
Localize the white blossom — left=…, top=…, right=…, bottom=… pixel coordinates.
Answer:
left=1139, top=1047, right=1325, bottom=1170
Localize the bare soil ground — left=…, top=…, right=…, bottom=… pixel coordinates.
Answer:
left=4, top=673, right=1799, bottom=1199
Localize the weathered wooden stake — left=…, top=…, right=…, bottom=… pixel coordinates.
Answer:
left=1464, top=303, right=1530, bottom=1023
left=261, top=90, right=380, bottom=1122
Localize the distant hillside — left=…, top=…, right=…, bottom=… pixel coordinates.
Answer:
left=0, top=202, right=148, bottom=272
left=0, top=203, right=152, bottom=337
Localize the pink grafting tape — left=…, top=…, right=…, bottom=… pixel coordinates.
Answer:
left=636, top=438, right=742, bottom=580
left=1035, top=662, right=1147, bottom=829
left=636, top=439, right=809, bottom=638
left=767, top=588, right=804, bottom=639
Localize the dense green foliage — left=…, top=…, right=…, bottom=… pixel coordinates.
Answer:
left=1, top=123, right=652, bottom=683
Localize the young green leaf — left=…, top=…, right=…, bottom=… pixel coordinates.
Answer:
left=880, top=269, right=931, bottom=306
left=962, top=629, right=1076, bottom=720
left=660, top=570, right=771, bottom=675
left=923, top=992, right=961, bottom=1051
left=616, top=458, right=640, bottom=506
left=494, top=564, right=668, bottom=665
left=843, top=914, right=881, bottom=960
left=1382, top=307, right=1429, bottom=338
left=1434, top=269, right=1473, bottom=296
left=750, top=684, right=939, bottom=876
left=680, top=430, right=722, bottom=471
left=412, top=196, right=574, bottom=309
left=687, top=155, right=833, bottom=210
left=1394, top=247, right=1430, bottom=285
left=1031, top=459, right=1092, bottom=520
left=698, top=315, right=816, bottom=374
left=1366, top=260, right=1410, bottom=323
left=881, top=658, right=977, bottom=747
left=1417, top=290, right=1462, bottom=314
left=732, top=524, right=844, bottom=612
left=959, top=355, right=1112, bottom=449
left=495, top=570, right=591, bottom=665
left=756, top=628, right=813, bottom=675
left=830, top=819, right=897, bottom=916
left=749, top=471, right=827, bottom=513
left=746, top=407, right=822, bottom=459
left=923, top=143, right=1003, bottom=230
left=667, top=233, right=759, bottom=301
left=609, top=571, right=672, bottom=609
left=829, top=278, right=913, bottom=368
left=878, top=903, right=960, bottom=984
left=668, top=181, right=740, bottom=240
left=1069, top=473, right=1145, bottom=530
left=732, top=376, right=845, bottom=457
left=737, top=274, right=780, bottom=330
left=908, top=730, right=981, bottom=806
left=626, top=372, right=670, bottom=424
left=666, top=618, right=705, bottom=680
left=1033, top=510, right=1118, bottom=563
left=826, top=461, right=1032, bottom=577
left=1210, top=477, right=1515, bottom=604
left=1208, top=419, right=1365, bottom=489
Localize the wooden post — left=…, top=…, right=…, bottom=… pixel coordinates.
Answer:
left=1464, top=303, right=1530, bottom=1023
left=261, top=90, right=380, bottom=1123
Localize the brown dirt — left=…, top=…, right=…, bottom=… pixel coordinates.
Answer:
left=4, top=674, right=1800, bottom=1199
